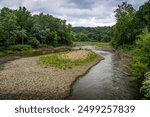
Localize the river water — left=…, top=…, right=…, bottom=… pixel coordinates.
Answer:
left=69, top=46, right=139, bottom=100
left=0, top=46, right=140, bottom=99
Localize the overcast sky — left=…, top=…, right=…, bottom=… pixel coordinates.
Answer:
left=0, top=0, right=149, bottom=27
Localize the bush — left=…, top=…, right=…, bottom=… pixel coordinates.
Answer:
left=28, top=37, right=40, bottom=48
left=39, top=44, right=49, bottom=48
left=141, top=72, right=150, bottom=99
left=131, top=33, right=150, bottom=78
left=132, top=57, right=149, bottom=78
left=8, top=45, right=32, bottom=51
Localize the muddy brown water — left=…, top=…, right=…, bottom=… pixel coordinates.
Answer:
left=68, top=46, right=140, bottom=100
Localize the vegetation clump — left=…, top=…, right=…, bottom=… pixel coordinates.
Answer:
left=141, top=72, right=150, bottom=99
left=40, top=50, right=99, bottom=69
left=131, top=34, right=150, bottom=79
left=0, top=6, right=73, bottom=50
left=112, top=1, right=150, bottom=99
left=72, top=27, right=112, bottom=42
left=8, top=45, right=32, bottom=51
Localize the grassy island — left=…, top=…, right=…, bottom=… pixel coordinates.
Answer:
left=40, top=49, right=99, bottom=69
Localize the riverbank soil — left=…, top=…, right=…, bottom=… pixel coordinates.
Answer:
left=0, top=50, right=102, bottom=99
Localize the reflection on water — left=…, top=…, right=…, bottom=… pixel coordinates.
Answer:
left=69, top=46, right=139, bottom=100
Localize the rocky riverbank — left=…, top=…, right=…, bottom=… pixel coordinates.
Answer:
left=0, top=52, right=102, bottom=99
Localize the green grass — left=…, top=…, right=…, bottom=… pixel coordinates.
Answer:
left=39, top=50, right=99, bottom=69
left=73, top=41, right=110, bottom=47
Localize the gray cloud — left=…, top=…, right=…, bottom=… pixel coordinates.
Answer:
left=0, top=0, right=149, bottom=27
left=0, top=0, right=22, bottom=9
left=65, top=0, right=95, bottom=9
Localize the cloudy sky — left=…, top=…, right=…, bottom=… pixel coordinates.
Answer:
left=0, top=0, right=149, bottom=27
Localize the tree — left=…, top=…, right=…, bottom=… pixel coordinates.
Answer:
left=112, top=2, right=136, bottom=47
left=75, top=32, right=89, bottom=41
left=72, top=26, right=112, bottom=42
left=0, top=6, right=73, bottom=47
left=15, top=6, right=32, bottom=31
left=0, top=9, right=17, bottom=46
left=16, top=28, right=27, bottom=44
left=134, top=1, right=150, bottom=36
left=28, top=37, right=40, bottom=48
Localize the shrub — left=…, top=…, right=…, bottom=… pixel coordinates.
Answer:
left=8, top=45, right=32, bottom=51
left=39, top=44, right=49, bottom=48
left=131, top=33, right=150, bottom=78
left=141, top=72, right=150, bottom=99
left=28, top=37, right=40, bottom=48
left=132, top=57, right=149, bottom=78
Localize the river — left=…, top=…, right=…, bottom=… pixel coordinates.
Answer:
left=68, top=46, right=140, bottom=100
left=0, top=46, right=140, bottom=99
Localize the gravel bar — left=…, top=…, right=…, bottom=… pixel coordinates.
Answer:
left=0, top=55, right=101, bottom=99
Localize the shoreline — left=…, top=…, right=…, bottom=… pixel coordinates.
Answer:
left=65, top=56, right=104, bottom=99
left=0, top=52, right=103, bottom=100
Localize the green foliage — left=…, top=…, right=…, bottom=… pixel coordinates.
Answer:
left=0, top=8, right=18, bottom=46
left=112, top=1, right=150, bottom=48
left=131, top=33, right=150, bottom=78
left=15, top=28, right=27, bottom=44
left=112, top=2, right=136, bottom=47
left=0, top=46, right=7, bottom=51
left=141, top=72, right=150, bottom=99
left=132, top=57, right=149, bottom=78
left=50, top=31, right=58, bottom=47
left=28, top=37, right=40, bottom=48
left=73, top=26, right=112, bottom=42
left=75, top=32, right=89, bottom=41
left=39, top=50, right=98, bottom=69
left=8, top=45, right=32, bottom=51
left=135, top=1, right=150, bottom=35
left=112, top=1, right=150, bottom=99
left=0, top=6, right=73, bottom=50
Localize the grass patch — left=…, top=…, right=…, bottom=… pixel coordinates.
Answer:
left=39, top=50, right=99, bottom=69
left=73, top=41, right=110, bottom=47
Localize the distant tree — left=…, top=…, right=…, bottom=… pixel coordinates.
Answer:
left=0, top=6, right=74, bottom=47
left=134, top=1, right=150, bottom=36
left=72, top=26, right=112, bottom=42
left=75, top=32, right=89, bottom=41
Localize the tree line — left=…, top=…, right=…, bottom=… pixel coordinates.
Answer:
left=112, top=1, right=150, bottom=99
left=72, top=26, right=112, bottom=42
left=0, top=6, right=73, bottom=49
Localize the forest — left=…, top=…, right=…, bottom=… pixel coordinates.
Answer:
left=72, top=26, right=112, bottom=42
left=0, top=6, right=73, bottom=51
left=0, top=1, right=150, bottom=100
left=112, top=1, right=150, bottom=99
